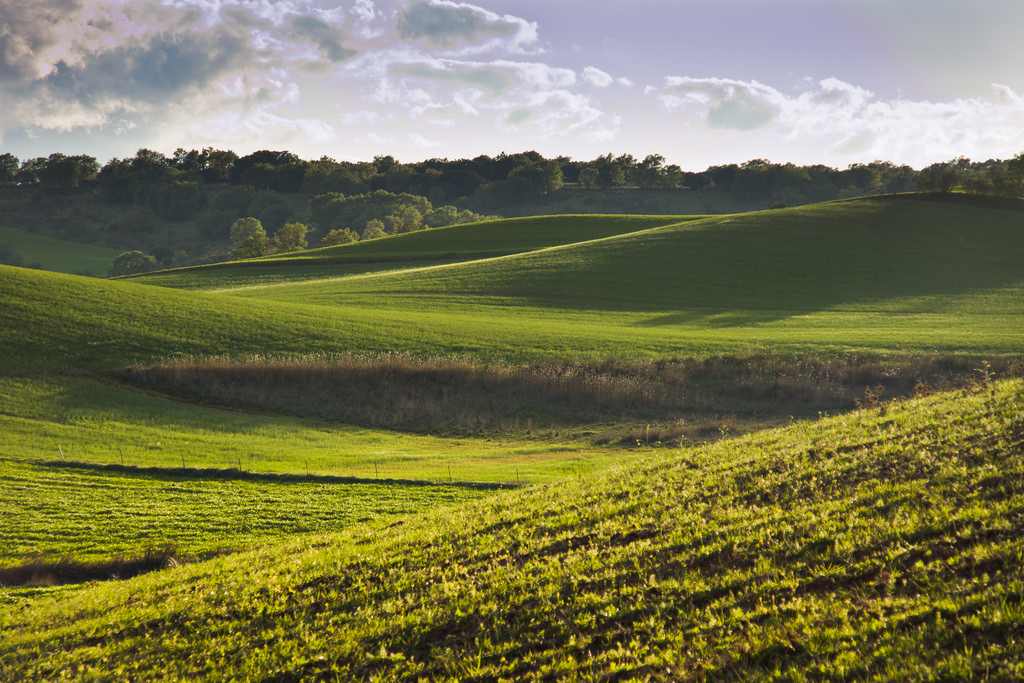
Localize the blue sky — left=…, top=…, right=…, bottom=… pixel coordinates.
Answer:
left=2, top=0, right=1023, bottom=168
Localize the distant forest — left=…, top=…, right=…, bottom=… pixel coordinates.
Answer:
left=1, top=148, right=1022, bottom=274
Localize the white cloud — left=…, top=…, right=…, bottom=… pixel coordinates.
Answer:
left=651, top=75, right=1024, bottom=166
left=367, top=53, right=615, bottom=141
left=503, top=90, right=603, bottom=135
left=397, top=0, right=538, bottom=53
left=341, top=110, right=382, bottom=125
left=351, top=0, right=377, bottom=23
left=386, top=57, right=575, bottom=95
left=582, top=66, right=613, bottom=88
left=409, top=132, right=440, bottom=148
left=656, top=76, right=786, bottom=130
left=152, top=105, right=336, bottom=155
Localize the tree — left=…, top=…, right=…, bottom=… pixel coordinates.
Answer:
left=230, top=217, right=269, bottom=258
left=272, top=222, right=309, bottom=252
left=110, top=251, right=158, bottom=276
left=0, top=153, right=18, bottom=183
left=578, top=166, right=599, bottom=189
left=509, top=160, right=563, bottom=195
left=363, top=219, right=387, bottom=239
left=594, top=154, right=627, bottom=189
left=392, top=206, right=423, bottom=233
left=917, top=160, right=963, bottom=193
left=38, top=154, right=99, bottom=189
left=1006, top=153, right=1024, bottom=197
left=635, top=154, right=666, bottom=190
left=320, top=227, right=360, bottom=246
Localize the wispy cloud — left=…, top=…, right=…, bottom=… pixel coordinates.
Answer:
left=397, top=0, right=538, bottom=54
left=650, top=75, right=1024, bottom=165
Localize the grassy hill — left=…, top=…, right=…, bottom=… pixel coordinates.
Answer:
left=0, top=374, right=626, bottom=570
left=4, top=192, right=1024, bottom=677
left=0, top=226, right=119, bottom=276
left=232, top=195, right=1024, bottom=355
left=134, top=214, right=692, bottom=290
left=4, top=380, right=1022, bottom=678
left=5, top=196, right=1024, bottom=376
left=247, top=195, right=1024, bottom=315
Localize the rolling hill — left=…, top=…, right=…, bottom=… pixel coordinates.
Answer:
left=243, top=195, right=1024, bottom=316
left=0, top=374, right=625, bottom=570
left=223, top=194, right=1024, bottom=355
left=4, top=380, right=1022, bottom=678
left=4, top=193, right=1024, bottom=677
left=0, top=226, right=119, bottom=276
left=5, top=195, right=1024, bottom=376
left=134, top=214, right=693, bottom=290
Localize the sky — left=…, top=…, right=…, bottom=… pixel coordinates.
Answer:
left=2, top=0, right=1024, bottom=169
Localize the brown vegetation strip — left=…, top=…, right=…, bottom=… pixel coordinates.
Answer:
left=36, top=460, right=519, bottom=491
left=0, top=550, right=187, bottom=588
left=118, top=352, right=1024, bottom=441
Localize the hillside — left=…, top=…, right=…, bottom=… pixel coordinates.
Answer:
left=133, top=214, right=692, bottom=290
left=5, top=195, right=1024, bottom=375
left=0, top=226, right=119, bottom=276
left=0, top=374, right=623, bottom=571
left=247, top=195, right=1024, bottom=314
left=229, top=195, right=1024, bottom=354
left=4, top=380, right=1022, bottom=679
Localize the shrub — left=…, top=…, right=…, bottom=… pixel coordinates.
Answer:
left=320, top=228, right=359, bottom=246
left=272, top=222, right=309, bottom=252
left=111, top=250, right=158, bottom=276
left=394, top=206, right=424, bottom=232
left=229, top=217, right=269, bottom=258
left=362, top=220, right=387, bottom=240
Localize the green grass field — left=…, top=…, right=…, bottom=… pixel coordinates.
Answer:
left=0, top=226, right=119, bottom=276
left=4, top=380, right=1022, bottom=678
left=136, top=214, right=691, bottom=290
left=0, top=375, right=630, bottom=568
left=239, top=196, right=1024, bottom=321
left=4, top=193, right=1024, bottom=677
left=6, top=196, right=1024, bottom=377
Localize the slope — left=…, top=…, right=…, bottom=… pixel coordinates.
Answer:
left=0, top=226, right=119, bottom=276
left=134, top=214, right=693, bottom=290
left=0, top=375, right=621, bottom=569
left=3, top=380, right=1022, bottom=679
left=224, top=194, right=1024, bottom=354
left=244, top=195, right=1024, bottom=316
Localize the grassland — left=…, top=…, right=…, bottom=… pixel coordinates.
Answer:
left=0, top=226, right=118, bottom=276
left=224, top=195, right=1024, bottom=355
left=3, top=380, right=1022, bottom=679
left=135, top=214, right=691, bottom=290
left=4, top=197, right=1024, bottom=381
left=0, top=374, right=632, bottom=570
left=3, top=193, right=1024, bottom=677
left=242, top=196, right=1024, bottom=316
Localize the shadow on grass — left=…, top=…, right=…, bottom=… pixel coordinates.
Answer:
left=34, top=459, right=520, bottom=491
left=634, top=309, right=788, bottom=328
left=0, top=548, right=197, bottom=587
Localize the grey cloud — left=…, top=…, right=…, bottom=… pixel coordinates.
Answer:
left=388, top=58, right=574, bottom=95
left=398, top=0, right=537, bottom=51
left=41, top=32, right=244, bottom=105
left=0, top=0, right=82, bottom=81
left=289, top=14, right=356, bottom=62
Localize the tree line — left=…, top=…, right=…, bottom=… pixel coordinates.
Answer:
left=4, top=148, right=1023, bottom=206
left=3, top=147, right=1023, bottom=275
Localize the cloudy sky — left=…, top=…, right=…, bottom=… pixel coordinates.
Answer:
left=3, top=0, right=1024, bottom=168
